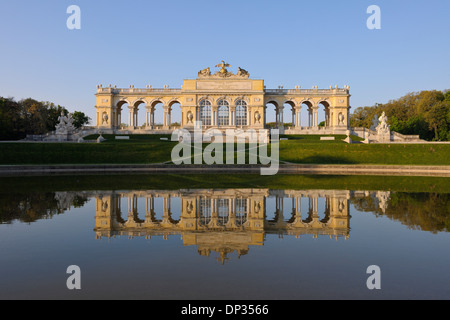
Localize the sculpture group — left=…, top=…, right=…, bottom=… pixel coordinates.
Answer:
left=44, top=111, right=81, bottom=142
left=198, top=61, right=250, bottom=79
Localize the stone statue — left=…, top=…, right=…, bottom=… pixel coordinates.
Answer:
left=198, top=67, right=211, bottom=77
left=197, top=61, right=251, bottom=79
left=55, top=111, right=75, bottom=134
left=376, top=191, right=391, bottom=213
left=187, top=111, right=193, bottom=124
left=338, top=113, right=345, bottom=125
left=214, top=60, right=234, bottom=77
left=215, top=60, right=231, bottom=73
left=67, top=113, right=74, bottom=128
left=375, top=111, right=391, bottom=142
left=254, top=112, right=261, bottom=124
left=186, top=201, right=193, bottom=214
left=376, top=112, right=390, bottom=135
left=102, top=113, right=109, bottom=125
left=237, top=67, right=250, bottom=77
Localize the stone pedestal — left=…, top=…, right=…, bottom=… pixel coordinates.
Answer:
left=377, top=133, right=391, bottom=143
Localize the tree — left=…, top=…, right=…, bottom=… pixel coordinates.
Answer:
left=443, top=90, right=450, bottom=103
left=0, top=97, right=25, bottom=140
left=424, top=101, right=448, bottom=141
left=71, top=111, right=90, bottom=129
left=21, top=98, right=48, bottom=135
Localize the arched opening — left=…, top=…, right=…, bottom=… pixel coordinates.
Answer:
left=300, top=101, right=314, bottom=128
left=151, top=196, right=164, bottom=223
left=265, top=195, right=277, bottom=222
left=283, top=101, right=296, bottom=129
left=150, top=100, right=164, bottom=130
left=168, top=196, right=181, bottom=225
left=318, top=101, right=331, bottom=128
left=303, top=196, right=317, bottom=224
left=265, top=101, right=279, bottom=129
left=319, top=197, right=331, bottom=224
left=134, top=100, right=147, bottom=129
left=134, top=195, right=146, bottom=223
left=168, top=100, right=181, bottom=129
left=116, top=100, right=129, bottom=129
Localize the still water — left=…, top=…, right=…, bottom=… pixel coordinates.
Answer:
left=0, top=175, right=449, bottom=300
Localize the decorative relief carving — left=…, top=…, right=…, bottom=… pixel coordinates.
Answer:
left=197, top=81, right=252, bottom=90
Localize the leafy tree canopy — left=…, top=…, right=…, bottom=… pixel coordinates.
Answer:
left=350, top=90, right=450, bottom=141
left=0, top=96, right=90, bottom=140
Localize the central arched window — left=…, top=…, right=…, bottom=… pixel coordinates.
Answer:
left=217, top=99, right=229, bottom=126
left=217, top=199, right=229, bottom=226
left=235, top=99, right=247, bottom=126
left=199, top=99, right=211, bottom=126
left=234, top=198, right=247, bottom=227
left=198, top=197, right=211, bottom=226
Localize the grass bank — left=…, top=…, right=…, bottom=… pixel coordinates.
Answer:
left=1, top=134, right=450, bottom=166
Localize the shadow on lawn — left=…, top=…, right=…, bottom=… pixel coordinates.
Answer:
left=293, top=155, right=358, bottom=165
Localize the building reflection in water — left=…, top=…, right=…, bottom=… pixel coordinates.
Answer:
left=93, top=189, right=380, bottom=263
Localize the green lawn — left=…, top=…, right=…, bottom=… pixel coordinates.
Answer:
left=1, top=134, right=450, bottom=166
left=0, top=134, right=176, bottom=165
left=279, top=139, right=450, bottom=165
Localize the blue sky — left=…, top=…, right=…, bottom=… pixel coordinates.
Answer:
left=1, top=0, right=449, bottom=124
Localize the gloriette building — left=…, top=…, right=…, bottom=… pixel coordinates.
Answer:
left=95, top=61, right=351, bottom=135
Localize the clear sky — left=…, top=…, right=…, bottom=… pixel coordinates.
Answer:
left=1, top=0, right=449, bottom=125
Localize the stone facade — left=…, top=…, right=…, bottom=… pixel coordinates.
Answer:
left=95, top=62, right=351, bottom=135
left=93, top=188, right=354, bottom=262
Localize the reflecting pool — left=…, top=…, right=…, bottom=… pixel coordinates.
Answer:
left=0, top=175, right=449, bottom=300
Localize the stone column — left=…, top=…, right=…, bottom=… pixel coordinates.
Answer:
left=145, top=108, right=151, bottom=127
left=294, top=107, right=301, bottom=129
left=196, top=106, right=201, bottom=129
left=291, top=109, right=295, bottom=127
left=212, top=106, right=217, bottom=126
left=296, top=196, right=301, bottom=217
left=278, top=106, right=284, bottom=132
left=149, top=109, right=154, bottom=129
left=313, top=107, right=319, bottom=128
left=129, top=109, right=134, bottom=127
left=280, top=107, right=284, bottom=126
left=308, top=109, right=312, bottom=127
left=168, top=108, right=172, bottom=129
left=145, top=195, right=154, bottom=224
left=163, top=106, right=169, bottom=130
left=230, top=107, right=235, bottom=126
